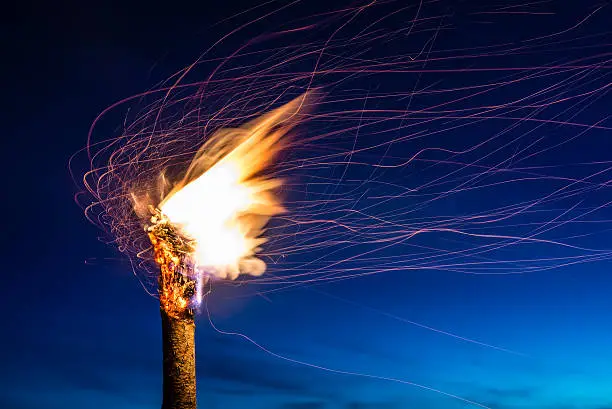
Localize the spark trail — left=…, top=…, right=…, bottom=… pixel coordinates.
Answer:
left=73, top=1, right=612, bottom=407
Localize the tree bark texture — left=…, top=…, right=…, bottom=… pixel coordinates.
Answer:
left=161, top=308, right=197, bottom=409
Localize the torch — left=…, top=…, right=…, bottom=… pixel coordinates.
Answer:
left=147, top=209, right=199, bottom=409
left=135, top=92, right=315, bottom=409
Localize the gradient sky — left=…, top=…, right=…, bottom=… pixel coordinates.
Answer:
left=2, top=1, right=612, bottom=409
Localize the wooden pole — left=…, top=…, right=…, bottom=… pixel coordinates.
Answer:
left=148, top=212, right=199, bottom=409
left=161, top=307, right=197, bottom=409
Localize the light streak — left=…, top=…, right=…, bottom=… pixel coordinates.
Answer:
left=73, top=1, right=612, bottom=406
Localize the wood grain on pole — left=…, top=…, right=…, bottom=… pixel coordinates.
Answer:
left=161, top=308, right=197, bottom=409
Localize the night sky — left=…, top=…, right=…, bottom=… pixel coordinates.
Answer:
left=2, top=1, right=612, bottom=409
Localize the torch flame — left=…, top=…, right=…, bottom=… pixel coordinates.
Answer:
left=157, top=92, right=314, bottom=280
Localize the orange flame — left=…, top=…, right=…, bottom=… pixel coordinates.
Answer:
left=157, top=92, right=315, bottom=280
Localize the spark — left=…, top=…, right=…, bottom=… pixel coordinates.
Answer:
left=73, top=2, right=612, bottom=406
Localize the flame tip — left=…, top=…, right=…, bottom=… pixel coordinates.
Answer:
left=153, top=93, right=313, bottom=280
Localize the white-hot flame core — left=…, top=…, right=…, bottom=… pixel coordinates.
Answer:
left=161, top=162, right=252, bottom=269
left=157, top=93, right=314, bottom=280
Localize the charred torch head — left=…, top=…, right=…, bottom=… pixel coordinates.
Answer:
left=147, top=208, right=200, bottom=319
left=139, top=93, right=316, bottom=314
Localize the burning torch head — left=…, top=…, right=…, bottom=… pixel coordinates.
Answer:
left=142, top=92, right=316, bottom=314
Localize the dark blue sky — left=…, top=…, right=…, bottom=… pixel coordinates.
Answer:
left=2, top=1, right=612, bottom=409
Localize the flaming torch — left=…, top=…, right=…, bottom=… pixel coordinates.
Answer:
left=135, top=92, right=314, bottom=408
left=147, top=211, right=198, bottom=409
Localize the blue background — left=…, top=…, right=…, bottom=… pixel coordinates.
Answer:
left=2, top=1, right=611, bottom=408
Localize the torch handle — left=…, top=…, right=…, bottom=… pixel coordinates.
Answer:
left=161, top=309, right=197, bottom=409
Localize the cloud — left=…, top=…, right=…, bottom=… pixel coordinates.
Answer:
left=345, top=402, right=399, bottom=409
left=485, top=387, right=534, bottom=399
left=279, top=402, right=327, bottom=409
left=208, top=386, right=257, bottom=396
left=199, top=352, right=307, bottom=394
left=459, top=401, right=612, bottom=409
